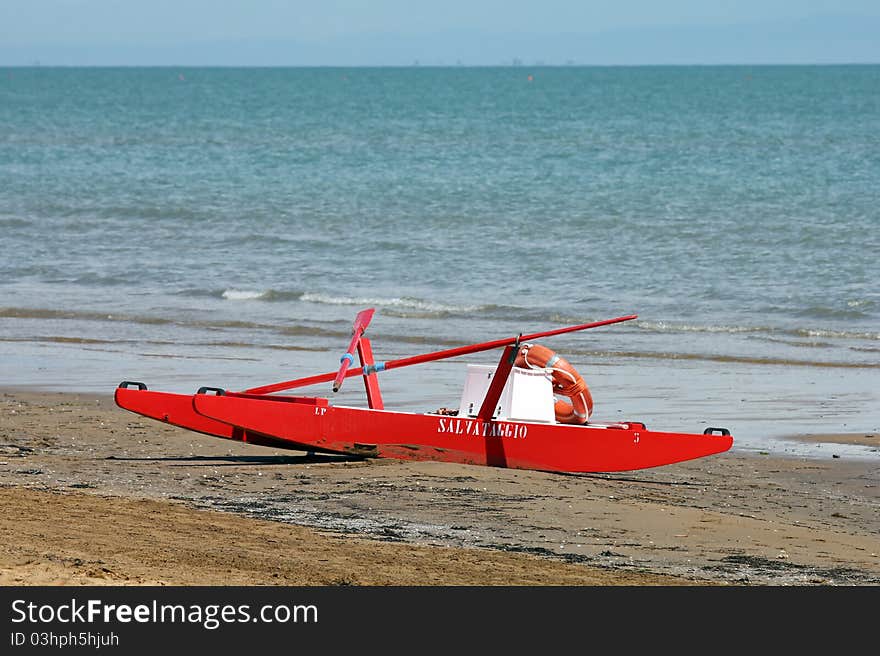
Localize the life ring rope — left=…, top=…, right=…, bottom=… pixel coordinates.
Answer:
left=515, top=343, right=592, bottom=425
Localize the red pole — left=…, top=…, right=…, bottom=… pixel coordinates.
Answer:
left=243, top=314, right=637, bottom=395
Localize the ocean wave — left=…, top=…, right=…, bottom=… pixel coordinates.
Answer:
left=189, top=340, right=327, bottom=352
left=750, top=336, right=834, bottom=349
left=566, top=349, right=879, bottom=369
left=0, top=305, right=353, bottom=344
left=636, top=320, right=758, bottom=335
left=795, top=305, right=874, bottom=321
left=635, top=320, right=879, bottom=341
left=222, top=288, right=304, bottom=302
left=277, top=325, right=349, bottom=338
left=0, top=335, right=328, bottom=354
left=0, top=216, right=31, bottom=228
left=0, top=306, right=172, bottom=325
left=299, top=292, right=486, bottom=316
left=174, top=287, right=224, bottom=299
left=174, top=287, right=304, bottom=302
left=0, top=335, right=118, bottom=346
left=216, top=288, right=303, bottom=302
left=0, top=305, right=310, bottom=335
left=72, top=272, right=137, bottom=286
left=221, top=289, right=273, bottom=301
left=793, top=327, right=880, bottom=341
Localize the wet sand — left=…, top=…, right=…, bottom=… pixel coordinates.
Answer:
left=1, top=390, right=877, bottom=585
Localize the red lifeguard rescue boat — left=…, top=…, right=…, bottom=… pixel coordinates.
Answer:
left=115, top=310, right=732, bottom=473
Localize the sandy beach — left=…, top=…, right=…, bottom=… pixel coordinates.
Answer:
left=0, top=389, right=877, bottom=586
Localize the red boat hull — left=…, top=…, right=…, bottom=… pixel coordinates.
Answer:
left=114, top=387, right=330, bottom=452
left=180, top=393, right=732, bottom=473
left=113, top=312, right=733, bottom=473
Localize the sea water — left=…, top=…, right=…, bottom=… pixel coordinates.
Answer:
left=1, top=66, right=878, bottom=456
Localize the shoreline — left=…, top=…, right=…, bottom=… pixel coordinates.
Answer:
left=785, top=432, right=878, bottom=448
left=1, top=389, right=878, bottom=585
left=3, top=385, right=878, bottom=456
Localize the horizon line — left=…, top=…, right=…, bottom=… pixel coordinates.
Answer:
left=4, top=61, right=880, bottom=68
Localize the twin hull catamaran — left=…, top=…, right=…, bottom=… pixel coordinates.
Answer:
left=115, top=310, right=733, bottom=473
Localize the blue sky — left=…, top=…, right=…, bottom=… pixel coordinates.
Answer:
left=2, top=1, right=879, bottom=65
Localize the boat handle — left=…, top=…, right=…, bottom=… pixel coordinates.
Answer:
left=118, top=381, right=147, bottom=390
left=703, top=427, right=730, bottom=436
left=197, top=386, right=226, bottom=396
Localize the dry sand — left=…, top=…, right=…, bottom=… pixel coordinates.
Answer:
left=1, top=390, right=877, bottom=586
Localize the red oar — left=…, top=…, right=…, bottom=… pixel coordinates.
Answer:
left=332, top=307, right=375, bottom=393
left=244, top=313, right=637, bottom=396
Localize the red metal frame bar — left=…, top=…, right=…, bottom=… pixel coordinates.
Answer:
left=357, top=336, right=384, bottom=410
left=477, top=345, right=516, bottom=422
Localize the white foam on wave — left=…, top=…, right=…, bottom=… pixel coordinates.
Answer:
left=798, top=328, right=880, bottom=340
left=637, top=320, right=756, bottom=335
left=639, top=320, right=879, bottom=341
left=221, top=289, right=270, bottom=301
left=300, top=292, right=479, bottom=314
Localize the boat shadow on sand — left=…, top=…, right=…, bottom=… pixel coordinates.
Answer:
left=104, top=453, right=365, bottom=467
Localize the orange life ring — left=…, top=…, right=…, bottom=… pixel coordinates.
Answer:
left=514, top=343, right=593, bottom=425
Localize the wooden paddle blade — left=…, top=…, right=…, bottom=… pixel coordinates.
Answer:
left=332, top=308, right=375, bottom=392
